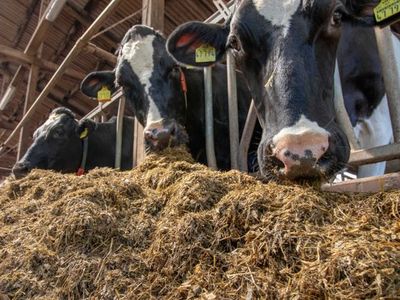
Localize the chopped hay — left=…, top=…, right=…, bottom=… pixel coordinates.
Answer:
left=0, top=147, right=399, bottom=299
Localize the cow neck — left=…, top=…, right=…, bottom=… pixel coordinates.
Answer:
left=76, top=128, right=89, bottom=176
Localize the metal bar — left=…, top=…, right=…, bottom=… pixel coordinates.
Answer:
left=349, top=143, right=400, bottom=166
left=226, top=51, right=239, bottom=169
left=333, top=60, right=359, bottom=150
left=375, top=27, right=400, bottom=142
left=238, top=100, right=258, bottom=172
left=82, top=90, right=122, bottom=120
left=204, top=67, right=217, bottom=169
left=2, top=0, right=124, bottom=147
left=115, top=96, right=126, bottom=169
left=321, top=172, right=400, bottom=193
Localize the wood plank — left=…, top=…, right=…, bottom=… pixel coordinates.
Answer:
left=321, top=173, right=400, bottom=193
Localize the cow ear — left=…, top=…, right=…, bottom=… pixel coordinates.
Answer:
left=80, top=71, right=116, bottom=98
left=343, top=0, right=380, bottom=25
left=76, top=119, right=97, bottom=138
left=167, top=21, right=229, bottom=67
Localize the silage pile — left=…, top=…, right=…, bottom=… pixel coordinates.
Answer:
left=0, top=148, right=399, bottom=299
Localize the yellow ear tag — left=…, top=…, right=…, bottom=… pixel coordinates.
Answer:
left=97, top=86, right=111, bottom=102
left=374, top=0, right=400, bottom=22
left=195, top=44, right=216, bottom=63
left=80, top=128, right=89, bottom=139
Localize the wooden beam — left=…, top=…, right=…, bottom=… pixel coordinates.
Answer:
left=0, top=45, right=85, bottom=80
left=17, top=65, right=39, bottom=161
left=142, top=0, right=165, bottom=32
left=0, top=0, right=68, bottom=110
left=85, top=43, right=117, bottom=64
left=2, top=0, right=124, bottom=148
left=321, top=173, right=400, bottom=193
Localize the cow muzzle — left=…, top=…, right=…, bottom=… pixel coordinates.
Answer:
left=270, top=131, right=329, bottom=179
left=12, top=162, right=31, bottom=179
left=144, top=119, right=188, bottom=152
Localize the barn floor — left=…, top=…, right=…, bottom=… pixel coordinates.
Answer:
left=0, top=148, right=399, bottom=299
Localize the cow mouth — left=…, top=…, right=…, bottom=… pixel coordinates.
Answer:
left=258, top=154, right=343, bottom=182
left=144, top=123, right=189, bottom=153
left=12, top=167, right=31, bottom=179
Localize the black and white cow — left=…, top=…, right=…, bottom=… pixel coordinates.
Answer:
left=12, top=107, right=134, bottom=178
left=81, top=25, right=258, bottom=171
left=167, top=0, right=384, bottom=180
left=337, top=24, right=399, bottom=178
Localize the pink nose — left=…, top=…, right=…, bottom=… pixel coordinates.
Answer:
left=273, top=132, right=329, bottom=178
left=144, top=121, right=174, bottom=151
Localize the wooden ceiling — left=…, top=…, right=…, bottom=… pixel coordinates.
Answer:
left=0, top=0, right=222, bottom=179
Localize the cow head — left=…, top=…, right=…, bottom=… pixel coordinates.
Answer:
left=81, top=25, right=189, bottom=153
left=167, top=0, right=379, bottom=180
left=12, top=108, right=91, bottom=178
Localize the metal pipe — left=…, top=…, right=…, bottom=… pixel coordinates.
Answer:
left=115, top=96, right=126, bottom=169
left=204, top=67, right=217, bottom=169
left=226, top=50, right=239, bottom=170
left=375, top=27, right=400, bottom=142
left=238, top=100, right=258, bottom=172
left=2, top=0, right=124, bottom=147
left=333, top=60, right=359, bottom=150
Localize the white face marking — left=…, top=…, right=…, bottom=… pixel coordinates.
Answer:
left=120, top=35, right=162, bottom=125
left=272, top=114, right=330, bottom=146
left=253, top=0, right=301, bottom=35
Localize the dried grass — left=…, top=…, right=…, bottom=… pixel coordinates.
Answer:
left=0, top=147, right=399, bottom=299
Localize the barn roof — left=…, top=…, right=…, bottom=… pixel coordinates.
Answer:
left=0, top=0, right=224, bottom=179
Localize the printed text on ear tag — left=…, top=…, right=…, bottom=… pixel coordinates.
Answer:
left=374, top=0, right=400, bottom=22
left=195, top=44, right=216, bottom=63
left=97, top=86, right=111, bottom=102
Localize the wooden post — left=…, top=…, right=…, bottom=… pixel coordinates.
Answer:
left=16, top=65, right=39, bottom=161
left=142, top=0, right=165, bottom=32
left=238, top=100, right=258, bottom=172
left=132, top=0, right=165, bottom=167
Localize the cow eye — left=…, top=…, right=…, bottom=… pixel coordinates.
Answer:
left=52, top=128, right=65, bottom=139
left=331, top=10, right=342, bottom=27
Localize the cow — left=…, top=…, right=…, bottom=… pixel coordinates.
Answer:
left=80, top=25, right=259, bottom=172
left=337, top=24, right=399, bottom=178
left=12, top=107, right=134, bottom=179
left=166, top=0, right=385, bottom=180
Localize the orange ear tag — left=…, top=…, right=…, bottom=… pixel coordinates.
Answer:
left=195, top=44, right=216, bottom=63
left=97, top=86, right=111, bottom=102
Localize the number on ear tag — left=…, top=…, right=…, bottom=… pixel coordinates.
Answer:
left=374, top=0, right=400, bottom=22
left=97, top=86, right=111, bottom=102
left=195, top=44, right=216, bottom=63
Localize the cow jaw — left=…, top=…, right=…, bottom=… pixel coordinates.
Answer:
left=120, top=35, right=162, bottom=126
